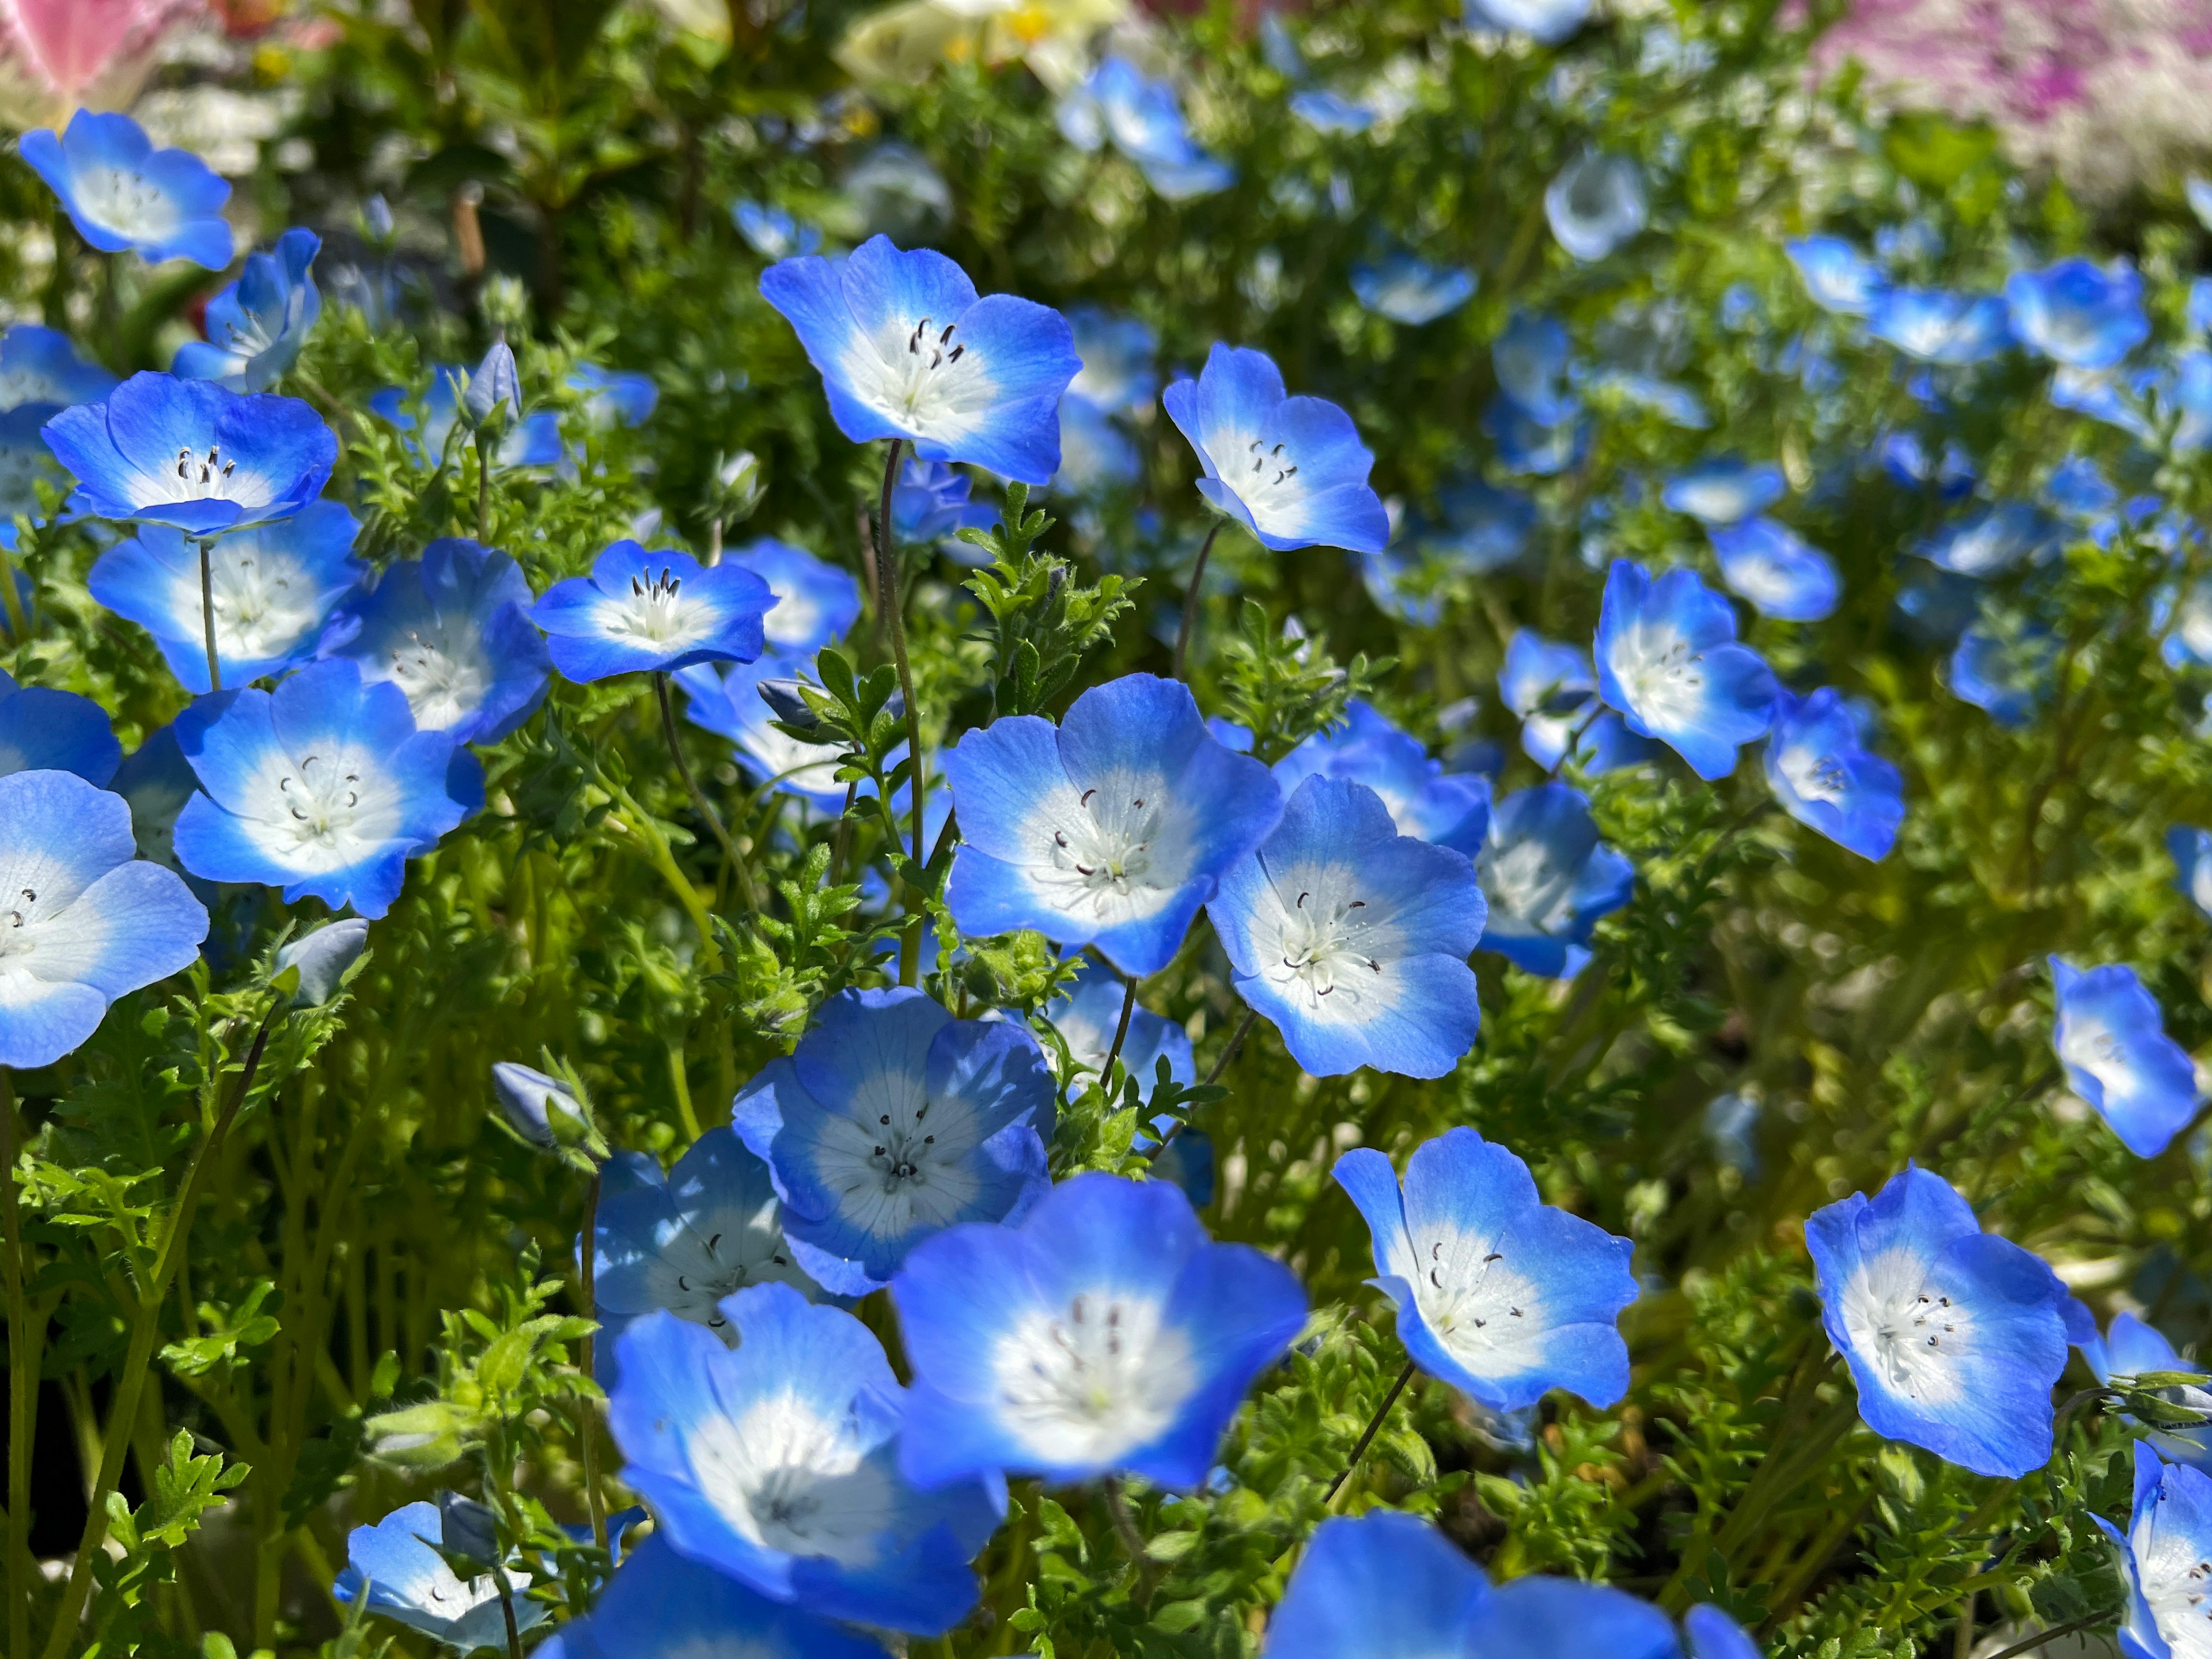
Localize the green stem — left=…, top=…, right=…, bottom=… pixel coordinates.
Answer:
left=655, top=671, right=760, bottom=912
left=199, top=537, right=222, bottom=694
left=1172, top=521, right=1223, bottom=680
left=1103, top=1477, right=1159, bottom=1607
left=476, top=431, right=493, bottom=543
left=875, top=440, right=926, bottom=876
left=0, top=537, right=26, bottom=645
left=1145, top=1007, right=1258, bottom=1164
left=1100, top=974, right=1139, bottom=1088
left=1324, top=1359, right=1416, bottom=1505
left=577, top=1170, right=607, bottom=1550
left=1, top=1071, right=35, bottom=1659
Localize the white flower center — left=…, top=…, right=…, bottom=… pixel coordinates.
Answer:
left=1409, top=1229, right=1544, bottom=1372
left=1263, top=884, right=1383, bottom=1007
left=1778, top=743, right=1847, bottom=806
left=848, top=312, right=995, bottom=439
left=2139, top=1506, right=2212, bottom=1659
left=73, top=166, right=183, bottom=240
left=240, top=746, right=408, bottom=875
left=2058, top=1015, right=2130, bottom=1099
left=1836, top=1247, right=1968, bottom=1404
left=156, top=444, right=263, bottom=508
left=989, top=1290, right=1194, bottom=1465
left=687, top=1396, right=890, bottom=1564
left=1482, top=837, right=1572, bottom=930
left=381, top=620, right=490, bottom=732
left=616, top=566, right=709, bottom=646
left=1043, top=785, right=1166, bottom=913
left=198, top=544, right=326, bottom=660
left=1614, top=624, right=1706, bottom=729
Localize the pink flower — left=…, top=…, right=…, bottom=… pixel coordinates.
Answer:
left=0, top=0, right=209, bottom=131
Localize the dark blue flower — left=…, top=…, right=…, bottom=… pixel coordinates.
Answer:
left=321, top=537, right=551, bottom=744
left=1880, top=431, right=1976, bottom=499
left=1272, top=699, right=1491, bottom=854
left=608, top=1283, right=1000, bottom=1634
left=175, top=228, right=323, bottom=391
left=535, top=1533, right=891, bottom=1659
left=761, top=236, right=1081, bottom=486
left=1708, top=518, right=1839, bottom=621
left=1164, top=343, right=1389, bottom=553
left=0, top=770, right=209, bottom=1070
left=1352, top=253, right=1477, bottom=325
left=1867, top=290, right=2012, bottom=364
left=732, top=987, right=1056, bottom=1293
left=1475, top=782, right=1634, bottom=978
left=531, top=541, right=775, bottom=682
left=172, top=658, right=483, bottom=918
left=89, top=501, right=365, bottom=694
left=1492, top=312, right=1578, bottom=424
left=1948, top=622, right=2054, bottom=729
left=1807, top=1165, right=2070, bottom=1477
left=890, top=457, right=997, bottom=545
left=2005, top=258, right=2149, bottom=370
left=21, top=112, right=232, bottom=270
left=942, top=674, right=1282, bottom=975
left=1764, top=688, right=1904, bottom=860
left=1483, top=395, right=1588, bottom=475
left=1546, top=151, right=1646, bottom=262
left=2050, top=957, right=2201, bottom=1159
left=1058, top=58, right=1236, bottom=200
left=44, top=373, right=337, bottom=536
left=891, top=1172, right=1307, bottom=1488
left=0, top=666, right=120, bottom=785
left=1209, top=775, right=1486, bottom=1078
left=1594, top=560, right=1778, bottom=781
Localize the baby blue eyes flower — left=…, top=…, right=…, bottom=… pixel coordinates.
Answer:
left=1594, top=560, right=1778, bottom=782
left=174, top=228, right=323, bottom=392
left=1914, top=502, right=2059, bottom=578
left=1207, top=775, right=1486, bottom=1080
left=2169, top=826, right=2212, bottom=922
left=368, top=365, right=563, bottom=470
left=1867, top=289, right=2013, bottom=365
left=2049, top=957, right=2201, bottom=1159
left=536, top=1533, right=892, bottom=1659
left=2084, top=1313, right=2212, bottom=1472
left=1047, top=959, right=1194, bottom=1097
left=1662, top=457, right=1786, bottom=526
left=1264, top=1510, right=1491, bottom=1659
left=1334, top=1127, right=1637, bottom=1411
left=171, top=658, right=483, bottom=919
left=1709, top=518, right=1840, bottom=622
left=726, top=536, right=863, bottom=657
left=21, top=111, right=233, bottom=270
left=1949, top=623, right=2054, bottom=729
left=0, top=324, right=116, bottom=412
left=1498, top=630, right=1656, bottom=774
left=678, top=657, right=851, bottom=813
left=334, top=1501, right=548, bottom=1650
left=733, top=200, right=822, bottom=260
left=1493, top=311, right=1577, bottom=425
left=2097, top=1442, right=2212, bottom=1659
left=1272, top=699, right=1491, bottom=855
left=890, top=456, right=997, bottom=544
left=761, top=235, right=1081, bottom=486
left=609, top=1281, right=1000, bottom=1634
left=2005, top=257, right=2149, bottom=370
left=1463, top=0, right=1590, bottom=41
left=274, top=917, right=369, bottom=1007
left=1418, top=478, right=1537, bottom=573
left=44, top=373, right=338, bottom=536
left=1475, top=783, right=1634, bottom=979
left=1545, top=151, right=1647, bottom=263
left=1806, top=1164, right=2070, bottom=1478
left=1065, top=305, right=1159, bottom=414
left=891, top=1172, right=1308, bottom=1490
left=1764, top=688, right=1905, bottom=861
left=1162, top=343, right=1390, bottom=554
left=942, top=673, right=1281, bottom=976
left=321, top=537, right=552, bottom=744
left=531, top=541, right=775, bottom=682
left=1484, top=394, right=1588, bottom=475
left=89, top=500, right=365, bottom=695
left=1057, top=58, right=1236, bottom=201
left=732, top=987, right=1056, bottom=1294
left=567, top=362, right=658, bottom=429
left=0, top=770, right=210, bottom=1070
left=0, top=666, right=121, bottom=785
left=1289, top=90, right=1376, bottom=135
left=1786, top=236, right=1886, bottom=316
left=1351, top=253, right=1477, bottom=325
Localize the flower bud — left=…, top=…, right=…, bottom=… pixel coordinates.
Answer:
left=273, top=918, right=370, bottom=1007
left=757, top=677, right=823, bottom=733
left=463, top=340, right=521, bottom=430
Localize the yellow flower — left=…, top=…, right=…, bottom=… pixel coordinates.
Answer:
left=836, top=0, right=1128, bottom=93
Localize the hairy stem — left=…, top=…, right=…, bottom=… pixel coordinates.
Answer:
left=199, top=537, right=221, bottom=694
left=1325, top=1359, right=1416, bottom=1504
left=1101, top=975, right=1139, bottom=1089
left=1172, top=521, right=1224, bottom=680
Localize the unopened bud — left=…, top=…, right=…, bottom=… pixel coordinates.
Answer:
left=273, top=918, right=370, bottom=1007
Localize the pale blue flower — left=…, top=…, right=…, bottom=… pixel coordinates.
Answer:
left=1065, top=305, right=1158, bottom=414
left=1352, top=253, right=1476, bottom=325
left=1498, top=631, right=1657, bottom=773
left=366, top=365, right=562, bottom=470
left=724, top=537, right=863, bottom=658
left=1290, top=90, right=1376, bottom=134
left=1914, top=502, right=2058, bottom=577
left=1483, top=396, right=1587, bottom=475
left=1545, top=151, right=1646, bottom=262
left=2082, top=1313, right=2212, bottom=1472
left=2096, top=1441, right=2212, bottom=1659
left=1058, top=58, right=1236, bottom=201
left=1662, top=458, right=1785, bottom=526
left=1709, top=518, right=1840, bottom=621
left=175, top=229, right=323, bottom=391
left=536, top=1534, right=891, bottom=1659
left=1264, top=1511, right=1490, bottom=1659
left=2005, top=258, right=2149, bottom=370
left=1786, top=237, right=1885, bottom=316
left=1464, top=0, right=1590, bottom=44
left=890, top=456, right=997, bottom=545
left=334, top=1501, right=547, bottom=1650
left=733, top=200, right=822, bottom=261
left=0, top=324, right=116, bottom=412
left=1492, top=312, right=1577, bottom=424
left=2168, top=826, right=2212, bottom=922
left=531, top=542, right=775, bottom=682
left=2050, top=957, right=2201, bottom=1159
left=1594, top=560, right=1778, bottom=781
left=567, top=362, right=658, bottom=429
left=1046, top=959, right=1193, bottom=1100
left=677, top=653, right=851, bottom=813
left=1867, top=290, right=2012, bottom=364
left=1272, top=700, right=1490, bottom=854
left=0, top=666, right=120, bottom=785
left=1949, top=623, right=2054, bottom=728
left=1475, top=783, right=1633, bottom=978
left=1765, top=688, right=1905, bottom=861
left=21, top=111, right=232, bottom=270
left=1414, top=479, right=1537, bottom=573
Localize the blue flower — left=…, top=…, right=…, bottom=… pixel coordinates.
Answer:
left=891, top=1172, right=1307, bottom=1489
left=531, top=541, right=775, bottom=683
left=1914, top=502, right=2059, bottom=577
left=2050, top=957, right=2201, bottom=1159
left=1264, top=1511, right=1491, bottom=1659
left=171, top=658, right=483, bottom=918
left=1594, top=560, right=1778, bottom=781
left=1949, top=623, right=2054, bottom=729
left=1585, top=366, right=1711, bottom=429
left=0, top=324, right=116, bottom=412
left=942, top=673, right=1281, bottom=975
left=1661, top=457, right=1785, bottom=526
left=89, top=501, right=365, bottom=695
left=1057, top=58, right=1236, bottom=200
left=2005, top=258, right=2149, bottom=370
left=44, top=373, right=337, bottom=536
left=1807, top=1164, right=2070, bottom=1477
left=1046, top=959, right=1194, bottom=1100
left=1066, top=305, right=1158, bottom=414
left=2169, top=826, right=2212, bottom=922
left=1764, top=688, right=1904, bottom=861
left=1709, top=518, right=1840, bottom=622
left=1289, top=89, right=1376, bottom=134
left=2097, top=1442, right=2212, bottom=1659
left=1335, top=1127, right=1636, bottom=1410
left=722, top=537, right=863, bottom=658
left=1866, top=289, right=2012, bottom=364
left=567, top=362, right=658, bottom=429
left=1164, top=343, right=1389, bottom=553
left=1412, top=479, right=1536, bottom=576
left=1467, top=1579, right=1693, bottom=1659
left=677, top=654, right=853, bottom=814
left=535, top=1533, right=891, bottom=1659
left=2083, top=1313, right=2212, bottom=1472
left=1208, top=775, right=1486, bottom=1079
left=610, top=1282, right=999, bottom=1633
left=594, top=1129, right=819, bottom=1384
left=174, top=229, right=323, bottom=392
left=21, top=112, right=232, bottom=270
left=733, top=200, right=822, bottom=261
left=1483, top=395, right=1588, bottom=475
left=0, top=770, right=209, bottom=1070
left=333, top=1501, right=548, bottom=1650
left=1475, top=783, right=1634, bottom=978
left=1493, top=312, right=1577, bottom=424
left=1464, top=0, right=1590, bottom=40
left=761, top=235, right=1081, bottom=486
left=367, top=366, right=563, bottom=470
left=1055, top=395, right=1143, bottom=497
left=1880, top=431, right=1976, bottom=499
left=1498, top=631, right=1658, bottom=774
left=732, top=987, right=1056, bottom=1294
left=0, top=667, right=120, bottom=785
left=1272, top=700, right=1491, bottom=854
left=1786, top=236, right=1886, bottom=316
left=2052, top=362, right=2158, bottom=441
left=1352, top=253, right=1477, bottom=325
left=890, top=457, right=998, bottom=545
left=1545, top=151, right=1646, bottom=262
left=320, top=537, right=552, bottom=744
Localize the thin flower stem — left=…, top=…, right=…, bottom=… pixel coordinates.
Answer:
left=876, top=439, right=927, bottom=872
left=1101, top=974, right=1139, bottom=1088
left=476, top=431, right=493, bottom=543
left=199, top=536, right=222, bottom=694
left=1975, top=1607, right=2124, bottom=1659
left=1172, top=521, right=1224, bottom=680
left=1103, top=1477, right=1159, bottom=1605
left=1324, top=1359, right=1415, bottom=1505
left=654, top=671, right=760, bottom=913
left=577, top=1169, right=608, bottom=1550
left=0, top=539, right=27, bottom=643
left=498, top=1579, right=523, bottom=1659
left=1145, top=1006, right=1258, bottom=1164
left=1, top=1070, right=33, bottom=1659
